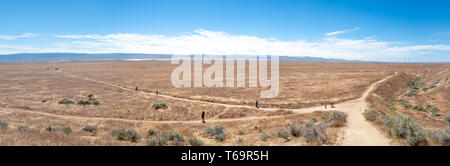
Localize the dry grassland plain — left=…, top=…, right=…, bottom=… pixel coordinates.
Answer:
left=0, top=61, right=448, bottom=146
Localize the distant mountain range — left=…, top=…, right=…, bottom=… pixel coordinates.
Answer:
left=0, top=53, right=351, bottom=63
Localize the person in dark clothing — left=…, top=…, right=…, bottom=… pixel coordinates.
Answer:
left=201, top=111, right=206, bottom=123
left=135, top=86, right=138, bottom=91
left=156, top=90, right=159, bottom=95
left=255, top=99, right=259, bottom=109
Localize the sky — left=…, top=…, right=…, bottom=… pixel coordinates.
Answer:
left=1, top=0, right=450, bottom=62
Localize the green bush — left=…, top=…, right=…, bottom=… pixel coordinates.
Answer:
left=328, top=111, right=347, bottom=121
left=383, top=115, right=427, bottom=145
left=82, top=125, right=97, bottom=133
left=445, top=115, right=450, bottom=123
left=45, top=126, right=72, bottom=134
left=77, top=100, right=91, bottom=105
left=277, top=128, right=289, bottom=140
left=288, top=123, right=301, bottom=137
left=152, top=103, right=168, bottom=110
left=111, top=129, right=141, bottom=142
left=146, top=135, right=167, bottom=146
left=326, top=111, right=347, bottom=127
left=260, top=133, right=270, bottom=142
left=61, top=127, right=72, bottom=134
left=0, top=121, right=7, bottom=129
left=404, top=91, right=416, bottom=97
left=238, top=130, right=244, bottom=135
left=148, top=129, right=157, bottom=136
left=428, top=128, right=450, bottom=146
left=429, top=107, right=441, bottom=117
left=302, top=122, right=328, bottom=144
left=205, top=125, right=226, bottom=142
left=399, top=100, right=412, bottom=109
left=413, top=105, right=426, bottom=112
left=45, top=126, right=54, bottom=132
left=58, top=99, right=74, bottom=104
left=364, top=109, right=378, bottom=121
left=77, top=95, right=100, bottom=105
left=166, top=130, right=185, bottom=145
left=188, top=137, right=204, bottom=146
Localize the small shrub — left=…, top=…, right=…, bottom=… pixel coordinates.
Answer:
left=260, top=133, right=270, bottom=142
left=364, top=109, right=378, bottom=121
left=111, top=129, right=141, bottom=142
left=287, top=123, right=301, bottom=137
left=152, top=103, right=168, bottom=110
left=277, top=128, right=289, bottom=140
left=214, top=133, right=226, bottom=142
left=404, top=91, right=416, bottom=97
left=413, top=105, right=426, bottom=112
left=61, top=127, right=72, bottom=134
left=167, top=130, right=185, bottom=145
left=45, top=126, right=71, bottom=134
left=382, top=115, right=427, bottom=146
left=301, top=122, right=328, bottom=144
left=45, top=126, right=54, bottom=132
left=445, top=115, right=450, bottom=123
left=77, top=100, right=91, bottom=105
left=82, top=125, right=97, bottom=133
left=238, top=130, right=244, bottom=135
left=188, top=137, right=204, bottom=146
left=429, top=107, right=441, bottom=117
left=148, top=129, right=157, bottom=136
left=0, top=121, right=8, bottom=129
left=58, top=99, right=74, bottom=104
left=428, top=128, right=450, bottom=146
left=399, top=100, right=412, bottom=109
left=92, top=100, right=100, bottom=105
left=310, top=117, right=317, bottom=123
left=327, top=111, right=347, bottom=127
left=146, top=136, right=167, bottom=146
left=205, top=125, right=226, bottom=142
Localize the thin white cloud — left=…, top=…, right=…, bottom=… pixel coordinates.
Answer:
left=325, top=27, right=360, bottom=36
left=2, top=29, right=450, bottom=61
left=0, top=33, right=37, bottom=40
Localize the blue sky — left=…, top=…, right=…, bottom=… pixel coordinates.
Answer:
left=1, top=0, right=450, bottom=62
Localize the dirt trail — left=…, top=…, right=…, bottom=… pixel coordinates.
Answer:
left=0, top=70, right=395, bottom=145
left=333, top=74, right=395, bottom=146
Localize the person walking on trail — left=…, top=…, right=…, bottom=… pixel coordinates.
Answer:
left=201, top=111, right=206, bottom=123
left=325, top=104, right=327, bottom=109
left=156, top=90, right=159, bottom=95
left=255, top=99, right=259, bottom=109
left=135, top=86, right=138, bottom=91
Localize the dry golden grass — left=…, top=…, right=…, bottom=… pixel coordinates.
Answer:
left=0, top=61, right=447, bottom=146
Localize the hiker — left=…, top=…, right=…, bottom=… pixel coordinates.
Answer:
left=135, top=86, right=138, bottom=91
left=255, top=99, right=259, bottom=109
left=201, top=111, right=206, bottom=123
left=325, top=104, right=327, bottom=109
left=156, top=90, right=159, bottom=95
